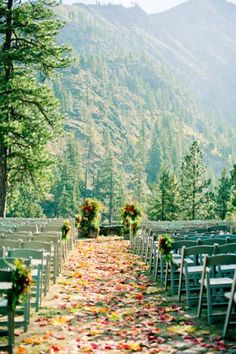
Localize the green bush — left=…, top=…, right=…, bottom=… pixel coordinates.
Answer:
left=120, top=202, right=142, bottom=236
left=76, top=199, right=102, bottom=237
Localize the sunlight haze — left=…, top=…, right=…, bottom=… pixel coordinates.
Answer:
left=62, top=0, right=236, bottom=13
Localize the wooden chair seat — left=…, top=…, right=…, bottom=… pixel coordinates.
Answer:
left=224, top=291, right=236, bottom=301
left=173, top=257, right=193, bottom=265
left=178, top=245, right=215, bottom=306
left=183, top=265, right=209, bottom=274
left=203, top=277, right=233, bottom=286
left=164, top=240, right=197, bottom=294
left=0, top=298, right=8, bottom=308
left=8, top=250, right=43, bottom=312
left=198, top=254, right=236, bottom=325
left=219, top=264, right=236, bottom=271
left=0, top=271, right=15, bottom=354
left=223, top=269, right=236, bottom=337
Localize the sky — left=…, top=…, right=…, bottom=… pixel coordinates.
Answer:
left=63, top=0, right=236, bottom=13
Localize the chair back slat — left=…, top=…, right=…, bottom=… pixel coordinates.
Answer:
left=22, top=241, right=52, bottom=252
left=172, top=240, right=197, bottom=251
left=0, top=269, right=13, bottom=282
left=8, top=249, right=44, bottom=260
left=184, top=245, right=215, bottom=257
left=0, top=240, right=22, bottom=249
left=205, top=254, right=236, bottom=267
left=197, top=238, right=226, bottom=246
left=215, top=243, right=236, bottom=255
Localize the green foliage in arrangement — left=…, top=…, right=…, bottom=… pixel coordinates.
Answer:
left=158, top=234, right=173, bottom=263
left=77, top=199, right=102, bottom=237
left=0, top=0, right=71, bottom=217
left=62, top=220, right=72, bottom=241
left=8, top=259, right=32, bottom=310
left=120, top=203, right=142, bottom=236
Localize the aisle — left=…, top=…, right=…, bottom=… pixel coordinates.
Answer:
left=15, top=238, right=235, bottom=353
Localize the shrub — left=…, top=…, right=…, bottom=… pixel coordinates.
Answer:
left=62, top=220, right=72, bottom=241
left=158, top=234, right=173, bottom=262
left=120, top=202, right=142, bottom=236
left=77, top=199, right=102, bottom=237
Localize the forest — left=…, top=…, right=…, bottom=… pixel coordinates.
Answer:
left=1, top=1, right=236, bottom=222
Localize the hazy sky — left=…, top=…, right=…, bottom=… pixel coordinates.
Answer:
left=63, top=0, right=236, bottom=13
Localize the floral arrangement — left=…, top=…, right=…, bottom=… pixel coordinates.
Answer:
left=77, top=199, right=102, bottom=238
left=158, top=234, right=173, bottom=262
left=120, top=203, right=142, bottom=236
left=62, top=220, right=72, bottom=241
left=8, top=259, right=32, bottom=309
left=75, top=214, right=82, bottom=229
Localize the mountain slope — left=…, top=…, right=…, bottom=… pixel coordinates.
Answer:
left=150, top=0, right=236, bottom=125
left=54, top=0, right=236, bottom=178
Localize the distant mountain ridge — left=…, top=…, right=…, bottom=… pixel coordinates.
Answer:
left=55, top=0, right=236, bottom=177
left=83, top=0, right=236, bottom=125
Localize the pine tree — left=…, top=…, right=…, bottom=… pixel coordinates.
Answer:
left=7, top=178, right=50, bottom=217
left=148, top=168, right=179, bottom=221
left=132, top=121, right=149, bottom=207
left=230, top=164, right=236, bottom=215
left=178, top=141, right=211, bottom=220
left=0, top=0, right=70, bottom=216
left=146, top=122, right=162, bottom=183
left=50, top=136, right=82, bottom=217
left=215, top=169, right=232, bottom=220
left=96, top=132, right=126, bottom=223
left=83, top=116, right=98, bottom=199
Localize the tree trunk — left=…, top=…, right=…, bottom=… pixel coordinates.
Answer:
left=161, top=190, right=165, bottom=221
left=0, top=0, right=13, bottom=217
left=0, top=144, right=8, bottom=217
left=109, top=171, right=113, bottom=225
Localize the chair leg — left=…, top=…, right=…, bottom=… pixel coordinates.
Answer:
left=170, top=264, right=176, bottom=295
left=207, top=285, right=212, bottom=325
left=178, top=269, right=183, bottom=302
left=160, top=257, right=164, bottom=285
left=164, top=262, right=169, bottom=290
left=185, top=273, right=191, bottom=306
left=8, top=308, right=14, bottom=353
left=197, top=279, right=204, bottom=318
left=222, top=294, right=234, bottom=338
left=154, top=254, right=159, bottom=281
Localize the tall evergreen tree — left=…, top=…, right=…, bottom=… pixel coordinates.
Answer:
left=96, top=132, right=126, bottom=223
left=178, top=141, right=210, bottom=220
left=48, top=136, right=82, bottom=217
left=230, top=164, right=236, bottom=214
left=148, top=168, right=179, bottom=221
left=0, top=0, right=70, bottom=216
left=7, top=175, right=51, bottom=217
left=146, top=122, right=162, bottom=183
left=230, top=164, right=236, bottom=190
left=132, top=122, right=149, bottom=207
left=215, top=169, right=232, bottom=220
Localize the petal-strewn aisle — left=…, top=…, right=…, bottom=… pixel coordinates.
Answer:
left=15, top=238, right=235, bottom=353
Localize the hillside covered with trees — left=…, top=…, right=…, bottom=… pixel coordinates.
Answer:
left=3, top=0, right=236, bottom=221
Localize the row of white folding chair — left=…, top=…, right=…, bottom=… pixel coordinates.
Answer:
left=1, top=234, right=62, bottom=280
left=177, top=243, right=236, bottom=305
left=133, top=227, right=236, bottom=337
left=151, top=236, right=235, bottom=288
left=0, top=249, right=45, bottom=313
left=0, top=241, right=52, bottom=298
